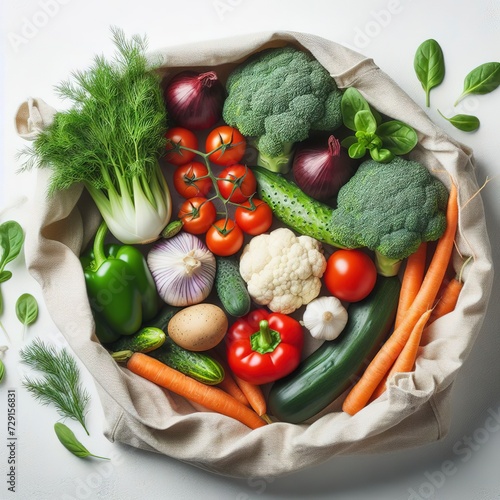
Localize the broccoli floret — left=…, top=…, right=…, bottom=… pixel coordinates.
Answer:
left=223, top=46, right=343, bottom=173
left=329, top=157, right=449, bottom=275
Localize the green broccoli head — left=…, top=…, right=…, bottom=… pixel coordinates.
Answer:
left=222, top=46, right=343, bottom=173
left=330, top=157, right=449, bottom=274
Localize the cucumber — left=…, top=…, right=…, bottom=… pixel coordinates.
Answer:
left=215, top=256, right=251, bottom=317
left=149, top=340, right=225, bottom=385
left=107, top=326, right=166, bottom=354
left=267, top=276, right=401, bottom=423
left=253, top=166, right=336, bottom=245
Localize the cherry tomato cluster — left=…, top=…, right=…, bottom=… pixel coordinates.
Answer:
left=165, top=125, right=273, bottom=256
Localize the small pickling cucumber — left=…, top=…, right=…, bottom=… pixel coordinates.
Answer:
left=149, top=340, right=225, bottom=385
left=215, top=255, right=251, bottom=317
left=107, top=326, right=166, bottom=354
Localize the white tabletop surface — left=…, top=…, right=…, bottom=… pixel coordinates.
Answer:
left=1, top=0, right=500, bottom=499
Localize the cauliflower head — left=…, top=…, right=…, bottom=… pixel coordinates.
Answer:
left=239, top=228, right=327, bottom=314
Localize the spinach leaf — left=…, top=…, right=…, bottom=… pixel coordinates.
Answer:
left=0, top=221, right=25, bottom=271
left=414, top=39, right=445, bottom=107
left=341, top=87, right=371, bottom=131
left=455, top=62, right=500, bottom=105
left=16, top=293, right=38, bottom=339
left=376, top=120, right=418, bottom=155
left=54, top=423, right=109, bottom=460
left=16, top=293, right=39, bottom=326
left=438, top=110, right=480, bottom=132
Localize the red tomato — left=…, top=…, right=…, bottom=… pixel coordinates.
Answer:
left=217, top=165, right=257, bottom=203
left=234, top=199, right=273, bottom=235
left=165, top=127, right=198, bottom=166
left=323, top=249, right=377, bottom=302
left=178, top=197, right=216, bottom=234
left=173, top=162, right=212, bottom=198
left=205, top=219, right=244, bottom=256
left=205, top=126, right=246, bottom=166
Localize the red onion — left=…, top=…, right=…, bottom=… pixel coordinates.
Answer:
left=164, top=70, right=226, bottom=130
left=292, top=135, right=355, bottom=201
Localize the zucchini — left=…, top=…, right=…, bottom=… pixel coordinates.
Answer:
left=107, top=326, right=166, bottom=353
left=267, top=276, right=401, bottom=423
left=215, top=256, right=251, bottom=317
left=253, top=166, right=335, bottom=244
left=149, top=340, right=225, bottom=385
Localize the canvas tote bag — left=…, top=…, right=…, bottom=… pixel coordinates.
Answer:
left=17, top=30, right=493, bottom=478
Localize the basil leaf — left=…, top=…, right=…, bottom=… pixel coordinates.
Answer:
left=354, top=109, right=377, bottom=134
left=414, top=39, right=445, bottom=107
left=341, top=87, right=371, bottom=131
left=376, top=120, right=418, bottom=155
left=455, top=62, right=500, bottom=105
left=348, top=142, right=367, bottom=159
left=341, top=136, right=358, bottom=149
left=54, top=422, right=109, bottom=460
left=370, top=147, right=394, bottom=163
left=15, top=293, right=39, bottom=326
left=0, top=221, right=25, bottom=270
left=438, top=110, right=480, bottom=132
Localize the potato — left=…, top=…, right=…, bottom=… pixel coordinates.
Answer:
left=167, top=303, right=228, bottom=351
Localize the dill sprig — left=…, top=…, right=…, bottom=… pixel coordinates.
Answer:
left=20, top=26, right=167, bottom=197
left=20, top=338, right=91, bottom=435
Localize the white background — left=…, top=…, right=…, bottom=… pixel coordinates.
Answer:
left=1, top=0, right=500, bottom=499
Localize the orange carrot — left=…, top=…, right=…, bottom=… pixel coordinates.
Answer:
left=217, top=367, right=251, bottom=407
left=233, top=374, right=267, bottom=417
left=370, top=309, right=432, bottom=401
left=428, top=278, right=463, bottom=324
left=126, top=352, right=267, bottom=430
left=210, top=348, right=250, bottom=407
left=394, top=242, right=428, bottom=329
left=342, top=181, right=458, bottom=416
left=428, top=255, right=470, bottom=324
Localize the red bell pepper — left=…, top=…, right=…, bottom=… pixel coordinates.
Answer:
left=226, top=309, right=303, bottom=385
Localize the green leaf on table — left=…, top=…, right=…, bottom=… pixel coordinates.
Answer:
left=455, top=62, right=500, bottom=105
left=0, top=221, right=25, bottom=270
left=0, top=271, right=12, bottom=284
left=414, top=39, right=445, bottom=107
left=438, top=110, right=480, bottom=132
left=15, top=293, right=39, bottom=327
left=54, top=423, right=109, bottom=460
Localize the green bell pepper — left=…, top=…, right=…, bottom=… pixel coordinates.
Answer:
left=81, top=221, right=159, bottom=339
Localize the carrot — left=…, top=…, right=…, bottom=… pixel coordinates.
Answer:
left=233, top=374, right=268, bottom=417
left=342, top=181, right=458, bottom=416
left=217, top=365, right=251, bottom=407
left=370, top=309, right=433, bottom=401
left=428, top=278, right=463, bottom=324
left=428, top=255, right=470, bottom=324
left=394, top=242, right=427, bottom=329
left=126, top=352, right=267, bottom=430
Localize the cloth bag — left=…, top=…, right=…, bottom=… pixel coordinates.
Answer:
left=19, top=30, right=493, bottom=478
